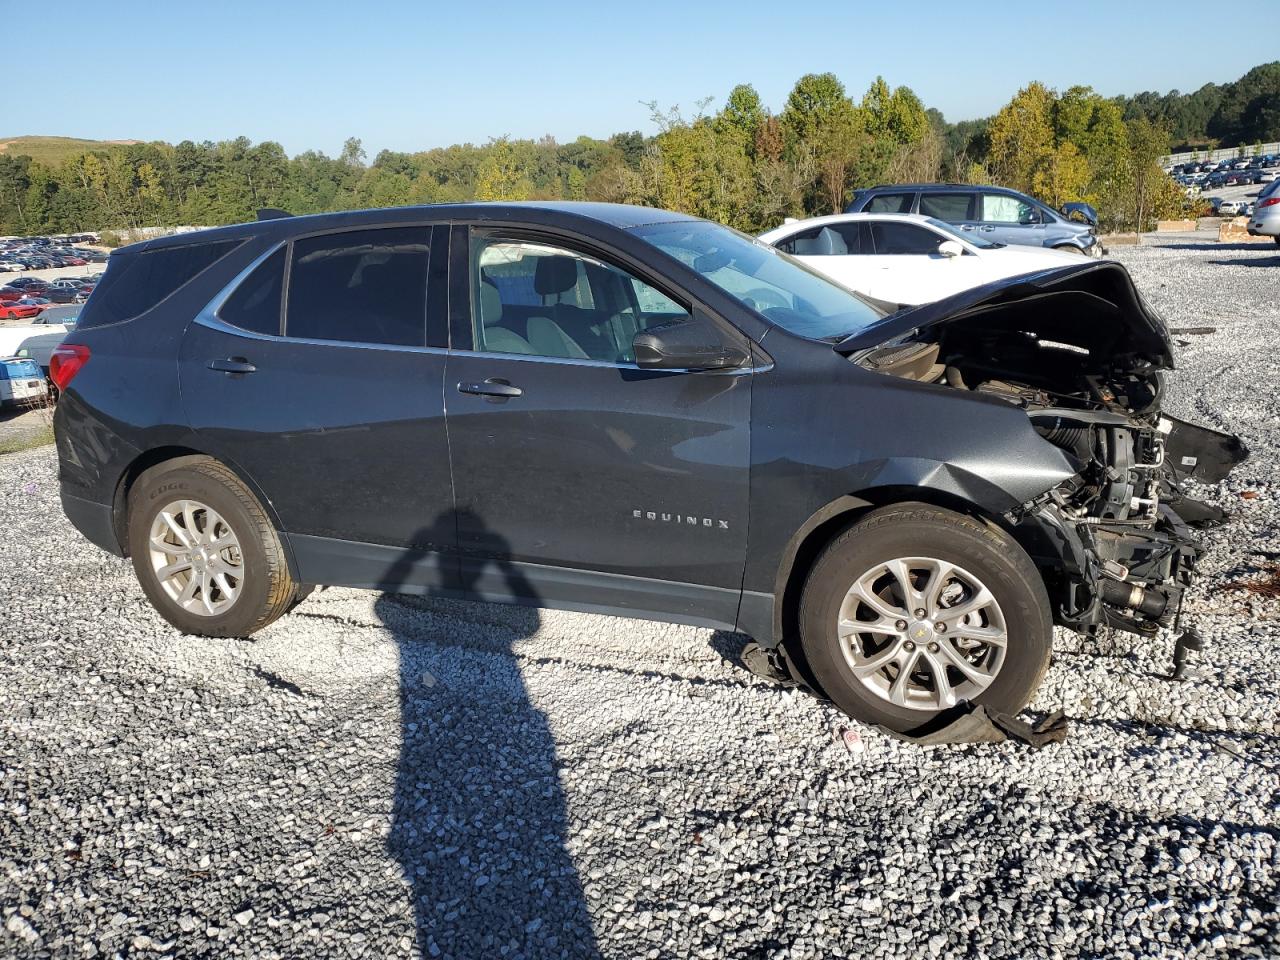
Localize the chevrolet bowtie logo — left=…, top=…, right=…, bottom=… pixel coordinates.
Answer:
left=633, top=509, right=729, bottom=530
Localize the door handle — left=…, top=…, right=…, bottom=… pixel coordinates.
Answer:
left=980, top=225, right=996, bottom=232
left=458, top=378, right=523, bottom=400
left=959, top=224, right=975, bottom=231
left=207, top=357, right=257, bottom=375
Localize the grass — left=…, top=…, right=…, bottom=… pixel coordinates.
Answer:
left=0, top=424, right=54, bottom=455
left=0, top=136, right=139, bottom=166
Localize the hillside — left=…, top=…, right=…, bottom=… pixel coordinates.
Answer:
left=0, top=136, right=140, bottom=166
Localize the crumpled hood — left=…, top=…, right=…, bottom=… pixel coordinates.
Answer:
left=834, top=261, right=1175, bottom=370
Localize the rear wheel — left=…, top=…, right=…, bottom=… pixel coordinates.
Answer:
left=1053, top=244, right=1089, bottom=256
left=798, top=503, right=1052, bottom=732
left=127, top=459, right=299, bottom=637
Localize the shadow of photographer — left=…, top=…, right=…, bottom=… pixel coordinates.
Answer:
left=373, top=509, right=598, bottom=958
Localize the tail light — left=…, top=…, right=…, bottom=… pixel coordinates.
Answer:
left=1259, top=197, right=1280, bottom=209
left=49, top=343, right=90, bottom=391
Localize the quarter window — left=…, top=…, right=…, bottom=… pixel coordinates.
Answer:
left=285, top=227, right=430, bottom=346
left=219, top=248, right=285, bottom=335
left=471, top=236, right=688, bottom=363
left=77, top=239, right=241, bottom=330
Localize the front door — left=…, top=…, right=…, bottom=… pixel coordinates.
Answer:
left=443, top=228, right=752, bottom=628
left=179, top=225, right=456, bottom=590
left=979, top=193, right=1048, bottom=247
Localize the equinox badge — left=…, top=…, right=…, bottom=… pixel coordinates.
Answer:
left=634, top=509, right=729, bottom=530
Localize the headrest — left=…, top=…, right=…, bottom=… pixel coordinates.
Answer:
left=533, top=256, right=578, bottom=296
left=479, top=278, right=501, bottom=326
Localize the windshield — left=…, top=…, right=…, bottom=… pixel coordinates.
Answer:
left=630, top=220, right=887, bottom=340
left=922, top=217, right=1003, bottom=249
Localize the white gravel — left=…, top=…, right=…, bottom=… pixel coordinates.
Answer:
left=1, top=235, right=1278, bottom=959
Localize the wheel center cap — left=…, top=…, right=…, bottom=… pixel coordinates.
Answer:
left=907, top=621, right=934, bottom=644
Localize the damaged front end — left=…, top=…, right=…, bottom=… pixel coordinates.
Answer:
left=837, top=261, right=1248, bottom=640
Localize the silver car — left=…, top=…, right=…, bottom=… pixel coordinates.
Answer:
left=1247, top=178, right=1280, bottom=246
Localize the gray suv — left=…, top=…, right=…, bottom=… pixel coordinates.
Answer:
left=846, top=184, right=1102, bottom=256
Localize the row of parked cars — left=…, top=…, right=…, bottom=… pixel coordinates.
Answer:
left=0, top=275, right=100, bottom=319
left=0, top=234, right=108, bottom=272
left=1173, top=155, right=1280, bottom=192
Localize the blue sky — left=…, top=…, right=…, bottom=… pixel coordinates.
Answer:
left=20, top=1, right=1274, bottom=157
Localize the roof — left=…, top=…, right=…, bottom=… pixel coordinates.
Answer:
left=120, top=202, right=698, bottom=255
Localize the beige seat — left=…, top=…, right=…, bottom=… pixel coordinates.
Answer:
left=478, top=279, right=535, bottom=355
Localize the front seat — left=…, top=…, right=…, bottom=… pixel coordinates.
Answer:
left=527, top=256, right=591, bottom=360
left=478, top=277, right=535, bottom=355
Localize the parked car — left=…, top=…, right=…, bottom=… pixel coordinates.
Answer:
left=1258, top=170, right=1278, bottom=183
left=51, top=202, right=1244, bottom=733
left=844, top=185, right=1103, bottom=256
left=14, top=329, right=69, bottom=379
left=0, top=356, right=46, bottom=408
left=1219, top=199, right=1248, bottom=216
left=45, top=286, right=87, bottom=304
left=0, top=301, right=42, bottom=320
left=759, top=213, right=1084, bottom=305
left=1247, top=178, right=1280, bottom=245
left=0, top=261, right=23, bottom=273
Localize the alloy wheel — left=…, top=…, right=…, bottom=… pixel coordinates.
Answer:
left=147, top=499, right=244, bottom=617
left=837, top=556, right=1008, bottom=711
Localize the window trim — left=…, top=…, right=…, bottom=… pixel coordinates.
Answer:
left=459, top=226, right=696, bottom=364
left=206, top=236, right=447, bottom=355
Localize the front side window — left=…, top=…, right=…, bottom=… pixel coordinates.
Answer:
left=868, top=222, right=945, bottom=256
left=981, top=194, right=1039, bottom=224
left=285, top=227, right=430, bottom=346
left=633, top=220, right=886, bottom=341
left=471, top=235, right=687, bottom=363
left=864, top=192, right=914, bottom=214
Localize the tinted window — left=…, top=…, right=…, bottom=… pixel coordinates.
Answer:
left=778, top=223, right=861, bottom=256
left=286, top=228, right=430, bottom=346
left=76, top=239, right=241, bottom=329
left=472, top=236, right=686, bottom=363
left=864, top=192, right=914, bottom=214
left=981, top=194, right=1039, bottom=224
left=919, top=192, right=974, bottom=221
left=869, top=223, right=945, bottom=255
left=219, top=248, right=285, bottom=335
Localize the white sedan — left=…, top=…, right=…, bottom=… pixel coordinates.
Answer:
left=759, top=213, right=1088, bottom=306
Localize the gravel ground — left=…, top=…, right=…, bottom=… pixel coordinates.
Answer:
left=2, top=236, right=1279, bottom=960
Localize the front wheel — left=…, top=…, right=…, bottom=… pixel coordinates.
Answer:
left=1053, top=244, right=1089, bottom=256
left=798, top=504, right=1053, bottom=732
left=127, top=458, right=299, bottom=637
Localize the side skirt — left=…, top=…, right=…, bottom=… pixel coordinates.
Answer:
left=289, top=532, right=744, bottom=634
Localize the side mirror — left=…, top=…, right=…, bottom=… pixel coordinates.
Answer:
left=633, top=312, right=750, bottom=371
left=937, top=240, right=964, bottom=258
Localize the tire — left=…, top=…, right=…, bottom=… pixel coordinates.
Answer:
left=127, top=458, right=298, bottom=638
left=1053, top=244, right=1088, bottom=256
left=1273, top=236, right=1279, bottom=246
left=798, top=503, right=1052, bottom=732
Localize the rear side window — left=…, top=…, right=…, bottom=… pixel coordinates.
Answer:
left=868, top=223, right=945, bottom=255
left=285, top=227, right=430, bottom=346
left=219, top=248, right=285, bottom=335
left=919, top=192, right=974, bottom=221
left=76, top=239, right=241, bottom=330
left=864, top=192, right=914, bottom=214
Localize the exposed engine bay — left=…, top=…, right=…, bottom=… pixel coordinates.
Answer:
left=844, top=262, right=1249, bottom=639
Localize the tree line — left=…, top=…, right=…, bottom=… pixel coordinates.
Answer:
left=0, top=62, right=1274, bottom=240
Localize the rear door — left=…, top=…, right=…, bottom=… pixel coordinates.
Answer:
left=178, top=224, right=457, bottom=590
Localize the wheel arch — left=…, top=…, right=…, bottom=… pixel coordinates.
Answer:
left=110, top=446, right=299, bottom=579
left=769, top=486, right=1020, bottom=685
